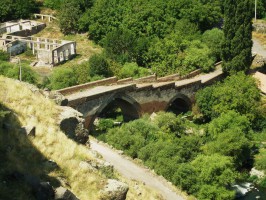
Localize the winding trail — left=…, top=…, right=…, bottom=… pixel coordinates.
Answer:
left=90, top=139, right=185, bottom=200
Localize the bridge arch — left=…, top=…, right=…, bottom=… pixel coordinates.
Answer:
left=166, top=93, right=192, bottom=115
left=85, top=93, right=141, bottom=131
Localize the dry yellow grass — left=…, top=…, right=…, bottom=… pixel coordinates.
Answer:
left=0, top=76, right=162, bottom=199
left=253, top=32, right=266, bottom=47
left=0, top=76, right=103, bottom=199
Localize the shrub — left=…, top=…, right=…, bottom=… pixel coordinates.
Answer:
left=49, top=67, right=77, bottom=90
left=196, top=72, right=261, bottom=121
left=118, top=62, right=149, bottom=79
left=3, top=64, right=38, bottom=84
left=97, top=118, right=114, bottom=132
left=89, top=53, right=112, bottom=77
left=0, top=51, right=9, bottom=61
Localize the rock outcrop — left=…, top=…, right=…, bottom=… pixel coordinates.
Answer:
left=55, top=186, right=79, bottom=200
left=253, top=22, right=266, bottom=33
left=58, top=106, right=89, bottom=144
left=99, top=179, right=129, bottom=200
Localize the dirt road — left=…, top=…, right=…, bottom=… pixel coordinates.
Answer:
left=90, top=139, right=185, bottom=200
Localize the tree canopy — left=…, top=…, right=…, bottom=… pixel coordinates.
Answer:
left=221, top=0, right=253, bottom=74
left=0, top=0, right=37, bottom=22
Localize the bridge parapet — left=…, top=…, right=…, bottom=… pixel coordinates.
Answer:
left=57, top=69, right=203, bottom=96
left=57, top=77, right=118, bottom=95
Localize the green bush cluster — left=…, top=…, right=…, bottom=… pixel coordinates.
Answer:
left=55, top=0, right=225, bottom=76
left=95, top=73, right=266, bottom=199
left=0, top=0, right=37, bottom=22
left=97, top=112, right=243, bottom=199
left=0, top=51, right=9, bottom=62
left=0, top=61, right=37, bottom=84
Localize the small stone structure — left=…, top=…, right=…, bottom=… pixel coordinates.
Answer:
left=34, top=14, right=57, bottom=22
left=0, top=19, right=76, bottom=66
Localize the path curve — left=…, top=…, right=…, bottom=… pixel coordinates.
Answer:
left=253, top=39, right=266, bottom=57
left=90, top=139, right=185, bottom=200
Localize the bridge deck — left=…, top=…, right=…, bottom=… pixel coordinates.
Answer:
left=64, top=66, right=224, bottom=102
left=66, top=83, right=137, bottom=101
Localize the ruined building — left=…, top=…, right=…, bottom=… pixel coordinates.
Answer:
left=0, top=19, right=76, bottom=66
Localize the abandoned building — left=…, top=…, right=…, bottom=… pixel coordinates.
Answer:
left=0, top=19, right=76, bottom=66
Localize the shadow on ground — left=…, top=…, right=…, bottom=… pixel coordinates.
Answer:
left=0, top=103, right=60, bottom=200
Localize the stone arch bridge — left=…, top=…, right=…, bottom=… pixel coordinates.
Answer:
left=57, top=66, right=223, bottom=131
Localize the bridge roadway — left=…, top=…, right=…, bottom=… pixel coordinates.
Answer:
left=64, top=67, right=223, bottom=102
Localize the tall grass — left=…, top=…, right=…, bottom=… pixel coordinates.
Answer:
left=0, top=76, right=162, bottom=199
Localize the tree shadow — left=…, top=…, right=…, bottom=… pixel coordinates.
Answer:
left=0, top=103, right=60, bottom=200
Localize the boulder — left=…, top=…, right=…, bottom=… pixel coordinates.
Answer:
left=22, top=125, right=36, bottom=136
left=58, top=107, right=89, bottom=144
left=79, top=161, right=97, bottom=172
left=250, top=167, right=265, bottom=179
left=55, top=186, right=79, bottom=200
left=46, top=91, right=68, bottom=106
left=34, top=182, right=55, bottom=200
left=100, top=179, right=129, bottom=200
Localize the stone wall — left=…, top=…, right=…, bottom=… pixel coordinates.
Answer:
left=0, top=20, right=76, bottom=67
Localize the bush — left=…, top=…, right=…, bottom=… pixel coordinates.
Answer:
left=0, top=62, right=38, bottom=84
left=0, top=51, right=9, bottom=61
left=49, top=67, right=77, bottom=90
left=97, top=118, right=114, bottom=132
left=0, top=61, right=13, bottom=75
left=196, top=72, right=261, bottom=121
left=89, top=53, right=112, bottom=77
left=118, top=62, right=149, bottom=79
left=153, top=112, right=186, bottom=137
left=43, top=0, right=63, bottom=9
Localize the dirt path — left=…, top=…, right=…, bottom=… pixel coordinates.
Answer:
left=90, top=139, right=185, bottom=200
left=253, top=39, right=266, bottom=57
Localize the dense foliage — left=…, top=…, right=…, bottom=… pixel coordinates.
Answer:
left=221, top=0, right=253, bottom=74
left=95, top=112, right=241, bottom=199
left=53, top=0, right=225, bottom=76
left=196, top=72, right=261, bottom=121
left=0, top=61, right=37, bottom=84
left=93, top=73, right=266, bottom=199
left=0, top=0, right=37, bottom=22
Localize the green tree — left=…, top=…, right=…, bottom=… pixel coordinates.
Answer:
left=49, top=67, right=77, bottom=89
left=89, top=53, right=112, bottom=77
left=0, top=51, right=9, bottom=61
left=153, top=112, right=186, bottom=137
left=118, top=62, right=149, bottom=79
left=182, top=40, right=215, bottom=72
left=0, top=63, right=37, bottom=84
left=203, top=111, right=252, bottom=167
left=0, top=0, right=36, bottom=22
left=255, top=0, right=266, bottom=19
left=207, top=111, right=251, bottom=138
left=43, top=0, right=63, bottom=9
left=196, top=72, right=261, bottom=120
left=104, top=27, right=136, bottom=64
left=58, top=0, right=81, bottom=34
left=221, top=0, right=253, bottom=74
left=202, top=28, right=224, bottom=62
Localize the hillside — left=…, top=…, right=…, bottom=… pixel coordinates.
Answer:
left=0, top=76, right=162, bottom=200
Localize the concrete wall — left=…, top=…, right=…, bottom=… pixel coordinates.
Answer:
left=0, top=20, right=76, bottom=66
left=7, top=24, right=46, bottom=37
left=52, top=42, right=76, bottom=65
left=7, top=41, right=27, bottom=56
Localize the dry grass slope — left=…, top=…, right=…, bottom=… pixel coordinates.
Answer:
left=0, top=76, right=162, bottom=200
